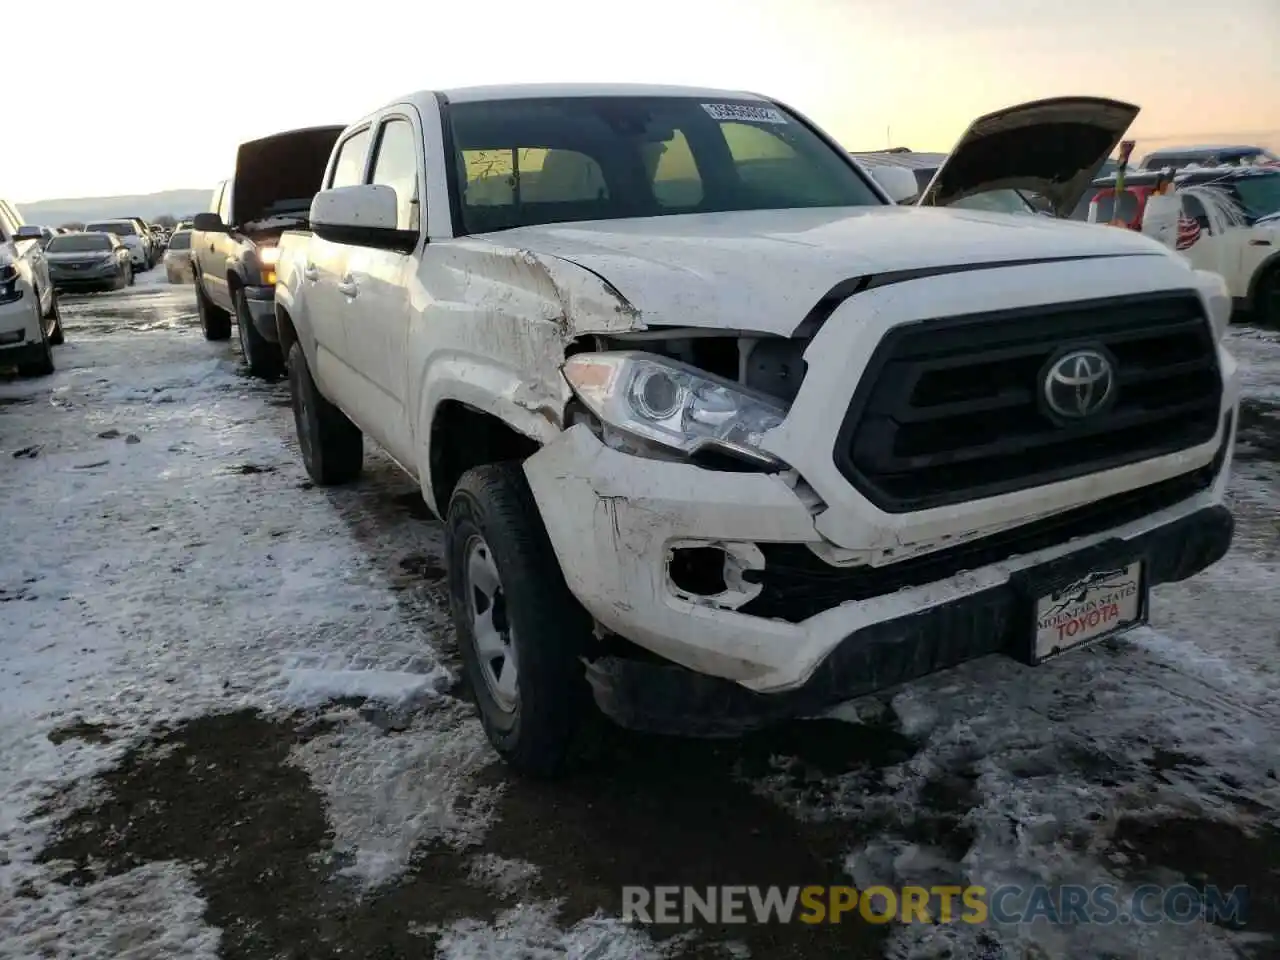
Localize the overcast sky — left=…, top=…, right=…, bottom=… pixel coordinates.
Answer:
left=9, top=0, right=1279, bottom=203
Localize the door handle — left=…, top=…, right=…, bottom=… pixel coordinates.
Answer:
left=337, top=275, right=358, bottom=298
left=303, top=264, right=319, bottom=282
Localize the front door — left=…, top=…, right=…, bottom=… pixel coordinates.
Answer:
left=304, top=126, right=374, bottom=416
left=339, top=115, right=422, bottom=466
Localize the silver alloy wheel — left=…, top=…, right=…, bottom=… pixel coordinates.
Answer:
left=464, top=534, right=519, bottom=712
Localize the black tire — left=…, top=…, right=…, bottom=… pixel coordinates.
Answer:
left=447, top=463, right=594, bottom=779
left=17, top=306, right=54, bottom=377
left=1255, top=265, right=1280, bottom=329
left=47, top=291, right=64, bottom=346
left=287, top=342, right=362, bottom=485
left=234, top=290, right=283, bottom=380
left=195, top=277, right=231, bottom=341
left=126, top=263, right=135, bottom=287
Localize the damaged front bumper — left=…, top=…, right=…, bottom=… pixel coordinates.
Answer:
left=522, top=419, right=1236, bottom=735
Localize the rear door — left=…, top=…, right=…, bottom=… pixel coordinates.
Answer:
left=340, top=113, right=421, bottom=463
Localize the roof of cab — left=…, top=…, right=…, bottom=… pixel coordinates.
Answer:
left=1144, top=144, right=1266, bottom=156
left=436, top=82, right=764, bottom=103
left=353, top=83, right=770, bottom=130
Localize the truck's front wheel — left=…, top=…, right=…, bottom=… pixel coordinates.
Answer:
left=287, top=342, right=363, bottom=485
left=234, top=290, right=283, bottom=380
left=195, top=279, right=231, bottom=341
left=447, top=463, right=593, bottom=779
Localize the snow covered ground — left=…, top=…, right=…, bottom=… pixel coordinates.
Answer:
left=1, top=271, right=1278, bottom=959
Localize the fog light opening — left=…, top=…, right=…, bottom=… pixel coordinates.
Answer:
left=669, top=547, right=728, bottom=597
left=666, top=541, right=765, bottom=610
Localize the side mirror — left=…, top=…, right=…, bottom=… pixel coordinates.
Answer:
left=311, top=184, right=417, bottom=253
left=192, top=212, right=227, bottom=232
left=865, top=165, right=920, bottom=205
left=14, top=225, right=44, bottom=242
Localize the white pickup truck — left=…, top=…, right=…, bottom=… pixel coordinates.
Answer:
left=275, top=86, right=1238, bottom=776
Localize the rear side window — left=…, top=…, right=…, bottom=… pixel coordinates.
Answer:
left=0, top=202, right=24, bottom=234
left=369, top=119, right=421, bottom=231
left=330, top=129, right=372, bottom=189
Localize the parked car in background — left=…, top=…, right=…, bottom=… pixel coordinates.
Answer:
left=852, top=149, right=1041, bottom=215
left=45, top=231, right=134, bottom=292
left=192, top=123, right=344, bottom=378
left=275, top=86, right=1237, bottom=777
left=0, top=199, right=63, bottom=376
left=25, top=225, right=58, bottom=249
left=126, top=217, right=158, bottom=266
left=1140, top=144, right=1280, bottom=171
left=83, top=218, right=151, bottom=269
left=163, top=229, right=194, bottom=283
left=1087, top=165, right=1280, bottom=325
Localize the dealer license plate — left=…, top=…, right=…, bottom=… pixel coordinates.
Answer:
left=1032, top=560, right=1145, bottom=662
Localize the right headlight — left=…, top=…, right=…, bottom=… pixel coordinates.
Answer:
left=562, top=351, right=789, bottom=467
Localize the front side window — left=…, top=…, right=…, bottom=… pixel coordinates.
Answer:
left=330, top=128, right=372, bottom=189
left=369, top=119, right=421, bottom=231
left=447, top=96, right=881, bottom=233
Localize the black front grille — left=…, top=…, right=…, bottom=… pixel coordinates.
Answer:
left=742, top=412, right=1231, bottom=624
left=834, top=290, right=1222, bottom=513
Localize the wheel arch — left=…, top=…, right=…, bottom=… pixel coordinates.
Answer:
left=1247, top=250, right=1280, bottom=307
left=426, top=399, right=546, bottom=517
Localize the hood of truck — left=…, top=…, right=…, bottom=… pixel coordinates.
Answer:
left=231, top=125, right=345, bottom=229
left=490, top=205, right=1170, bottom=335
left=917, top=97, right=1141, bottom=218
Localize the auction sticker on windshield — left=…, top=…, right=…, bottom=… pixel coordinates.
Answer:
left=1033, top=561, right=1144, bottom=662
left=701, top=103, right=789, bottom=124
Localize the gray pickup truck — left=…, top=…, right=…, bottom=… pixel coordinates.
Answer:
left=191, top=125, right=343, bottom=378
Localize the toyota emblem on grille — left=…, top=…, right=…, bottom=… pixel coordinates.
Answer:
left=1043, top=348, right=1115, bottom=419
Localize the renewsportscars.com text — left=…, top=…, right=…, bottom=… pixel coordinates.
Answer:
left=622, top=884, right=1248, bottom=926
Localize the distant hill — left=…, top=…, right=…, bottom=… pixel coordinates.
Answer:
left=15, top=189, right=212, bottom=227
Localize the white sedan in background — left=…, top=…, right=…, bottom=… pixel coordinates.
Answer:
left=83, top=218, right=151, bottom=269
left=163, top=230, right=194, bottom=283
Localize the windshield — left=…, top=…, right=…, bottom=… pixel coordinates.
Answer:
left=167, top=231, right=192, bottom=250
left=951, top=189, right=1035, bottom=215
left=85, top=221, right=136, bottom=236
left=447, top=96, right=882, bottom=233
left=1230, top=174, right=1280, bottom=218
left=47, top=233, right=112, bottom=253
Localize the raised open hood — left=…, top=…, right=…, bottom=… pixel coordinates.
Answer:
left=230, top=125, right=345, bottom=229
left=917, top=97, right=1141, bottom=217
